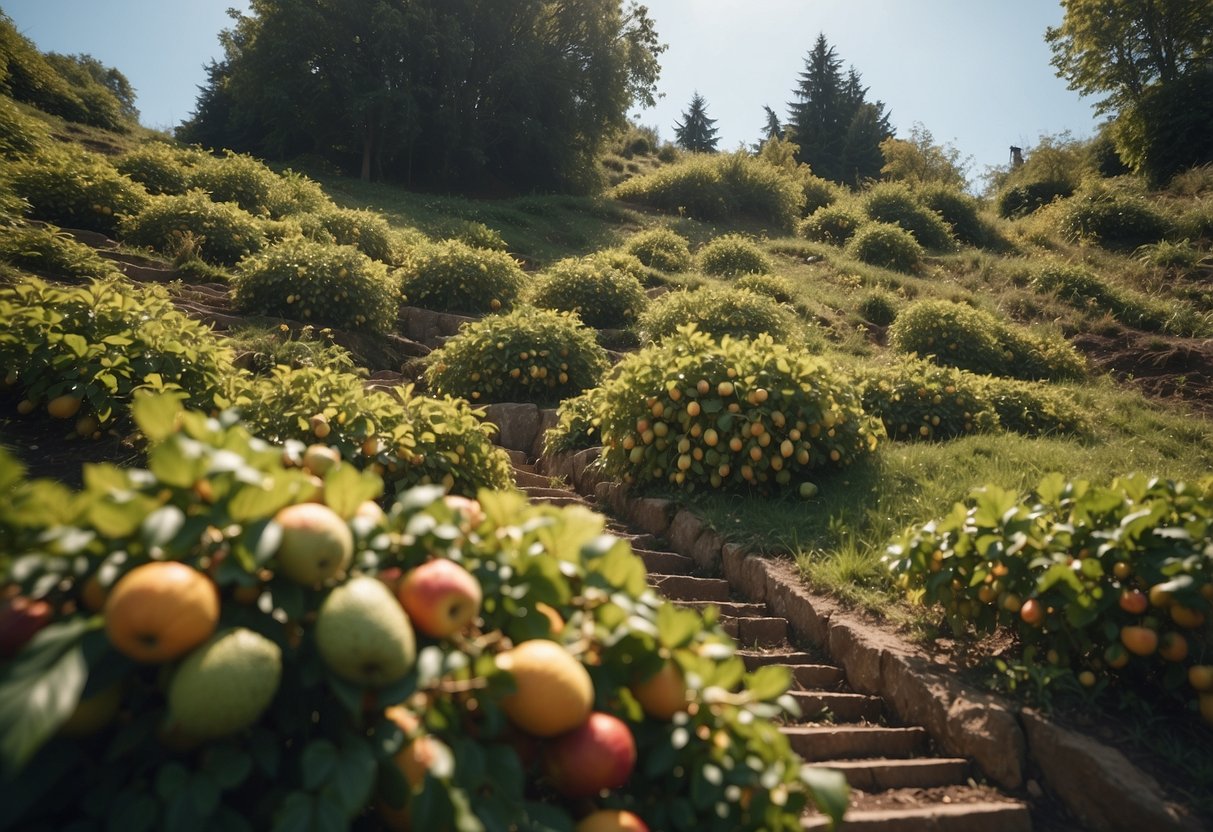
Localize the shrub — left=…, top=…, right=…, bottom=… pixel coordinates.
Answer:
left=233, top=238, right=397, bottom=333
left=443, top=219, right=507, bottom=251
left=119, top=190, right=265, bottom=266
left=735, top=273, right=796, bottom=304
left=313, top=206, right=395, bottom=262
left=800, top=173, right=841, bottom=216
left=544, top=387, right=605, bottom=454
left=625, top=227, right=693, bottom=272
left=1137, top=240, right=1200, bottom=269
left=223, top=324, right=357, bottom=376
left=983, top=377, right=1089, bottom=437
left=859, top=359, right=999, bottom=441
left=884, top=473, right=1213, bottom=707
left=857, top=289, right=900, bottom=326
left=0, top=398, right=843, bottom=832
left=114, top=143, right=209, bottom=195
left=264, top=169, right=333, bottom=217
left=1056, top=186, right=1173, bottom=250
left=8, top=148, right=149, bottom=236
left=996, top=179, right=1074, bottom=218
left=398, top=239, right=526, bottom=315
left=595, top=327, right=882, bottom=493
left=0, top=96, right=51, bottom=158
left=845, top=222, right=924, bottom=272
left=888, top=299, right=1086, bottom=381
left=799, top=204, right=862, bottom=245
left=188, top=151, right=282, bottom=217
left=697, top=234, right=772, bottom=277
left=1031, top=262, right=1174, bottom=333
left=639, top=286, right=802, bottom=345
left=916, top=184, right=987, bottom=247
left=425, top=307, right=608, bottom=405
left=0, top=223, right=122, bottom=280
left=232, top=365, right=513, bottom=497
left=526, top=256, right=647, bottom=329
left=1177, top=203, right=1213, bottom=244
left=860, top=182, right=955, bottom=251
left=585, top=248, right=658, bottom=286
left=0, top=276, right=232, bottom=428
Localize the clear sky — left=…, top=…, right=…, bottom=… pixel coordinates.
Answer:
left=2, top=0, right=1101, bottom=184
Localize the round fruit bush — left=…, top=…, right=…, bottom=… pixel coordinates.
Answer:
left=8, top=147, right=149, bottom=236
left=544, top=387, right=606, bottom=455
left=884, top=473, right=1213, bottom=722
left=120, top=189, right=266, bottom=266
left=624, top=227, right=693, bottom=273
left=859, top=182, right=956, bottom=252
left=916, top=184, right=988, bottom=248
left=188, top=150, right=284, bottom=217
left=312, top=206, right=396, bottom=263
left=0, top=275, right=233, bottom=430
left=398, top=239, right=526, bottom=315
left=232, top=238, right=397, bottom=334
left=0, top=398, right=847, bottom=831
left=231, top=365, right=513, bottom=497
left=0, top=223, right=123, bottom=281
left=734, top=273, right=797, bottom=304
left=425, top=307, right=608, bottom=405
left=1055, top=185, right=1173, bottom=250
left=525, top=256, right=648, bottom=329
left=844, top=222, right=923, bottom=273
left=696, top=234, right=771, bottom=277
left=858, top=358, right=999, bottom=442
left=638, top=286, right=802, bottom=346
left=798, top=205, right=862, bottom=246
left=114, top=143, right=210, bottom=195
left=596, top=327, right=883, bottom=493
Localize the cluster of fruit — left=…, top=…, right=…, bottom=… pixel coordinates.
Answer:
left=884, top=473, right=1213, bottom=721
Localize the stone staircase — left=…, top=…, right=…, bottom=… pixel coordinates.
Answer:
left=504, top=453, right=1033, bottom=832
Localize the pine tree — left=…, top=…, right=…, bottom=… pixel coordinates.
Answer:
left=760, top=105, right=782, bottom=143
left=674, top=91, right=720, bottom=153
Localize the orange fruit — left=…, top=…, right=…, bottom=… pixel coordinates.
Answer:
left=47, top=394, right=83, bottom=419
left=1148, top=584, right=1172, bottom=608
left=1077, top=670, right=1097, bottom=687
left=378, top=706, right=444, bottom=831
left=105, top=562, right=219, bottom=662
left=1118, top=590, right=1148, bottom=615
left=576, top=810, right=650, bottom=832
left=1019, top=599, right=1044, bottom=627
left=1104, top=643, right=1129, bottom=669
left=717, top=381, right=734, bottom=397
left=496, top=639, right=593, bottom=737
left=16, top=399, right=36, bottom=415
left=1158, top=632, right=1189, bottom=662
left=75, top=414, right=99, bottom=437
left=1120, top=625, right=1158, bottom=657
left=631, top=661, right=688, bottom=720
left=1112, top=561, right=1132, bottom=580
left=1188, top=665, right=1213, bottom=692
left=1170, top=604, right=1206, bottom=629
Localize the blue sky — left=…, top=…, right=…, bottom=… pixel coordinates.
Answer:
left=2, top=0, right=1101, bottom=183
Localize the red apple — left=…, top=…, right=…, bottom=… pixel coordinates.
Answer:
left=544, top=712, right=637, bottom=799
left=0, top=596, right=54, bottom=658
left=397, top=559, right=482, bottom=638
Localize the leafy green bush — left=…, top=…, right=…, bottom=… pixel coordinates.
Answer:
left=798, top=204, right=862, bottom=246
left=845, top=222, right=924, bottom=272
left=859, top=359, right=999, bottom=441
left=8, top=148, right=149, bottom=236
left=800, top=173, right=841, bottom=216
left=697, top=234, right=771, bottom=277
left=233, top=238, right=397, bottom=333
left=625, top=227, right=693, bottom=272
left=857, top=289, right=900, bottom=326
left=312, top=206, right=395, bottom=262
left=223, top=324, right=356, bottom=376
left=860, top=183, right=955, bottom=251
left=983, top=377, right=1089, bottom=437
left=884, top=473, right=1213, bottom=704
left=443, top=219, right=507, bottom=251
left=398, top=239, right=526, bottom=315
left=735, top=273, right=796, bottom=304
left=888, top=299, right=1086, bottom=381
left=596, top=327, right=882, bottom=492
left=996, top=179, right=1074, bottom=218
left=0, top=223, right=122, bottom=280
left=0, top=276, right=232, bottom=427
left=119, top=190, right=266, bottom=266
left=639, top=286, right=802, bottom=345
left=1031, top=262, right=1175, bottom=333
left=232, top=365, right=513, bottom=496
left=114, top=143, right=209, bottom=195
left=526, top=256, right=647, bottom=329
left=544, top=387, right=605, bottom=455
left=586, top=248, right=659, bottom=286
left=916, top=184, right=987, bottom=247
left=1056, top=186, right=1174, bottom=250
left=0, top=96, right=51, bottom=159
left=426, top=307, right=608, bottom=404
left=188, top=151, right=284, bottom=217
left=264, top=169, right=333, bottom=217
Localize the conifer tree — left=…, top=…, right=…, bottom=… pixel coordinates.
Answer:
left=674, top=91, right=720, bottom=153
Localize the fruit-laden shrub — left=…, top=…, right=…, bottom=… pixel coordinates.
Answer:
left=860, top=182, right=956, bottom=251
left=0, top=224, right=122, bottom=280
left=697, top=234, right=772, bottom=277
left=544, top=386, right=605, bottom=455
left=996, top=179, right=1074, bottom=218
left=735, top=273, right=796, bottom=304
left=232, top=238, right=397, bottom=334
left=187, top=150, right=282, bottom=217
left=888, top=299, right=1086, bottom=381
left=586, top=248, right=661, bottom=286
left=398, top=239, right=526, bottom=315
left=845, top=222, right=924, bottom=273
left=858, top=359, right=999, bottom=441
left=0, top=276, right=233, bottom=428
left=639, top=286, right=803, bottom=346
left=983, top=377, right=1089, bottom=437
left=231, top=365, right=513, bottom=497
left=1056, top=186, right=1174, bottom=250
left=595, top=327, right=882, bottom=493
left=113, top=143, right=210, bottom=195
left=916, top=184, right=988, bottom=248
left=443, top=219, right=508, bottom=251
left=857, top=289, right=900, bottom=326
left=1031, top=262, right=1175, bottom=333
left=264, top=169, right=333, bottom=218
left=884, top=473, right=1213, bottom=718
left=798, top=204, right=863, bottom=246
left=309, top=206, right=395, bottom=262
left=0, top=96, right=51, bottom=159
left=800, top=173, right=841, bottom=216
left=625, top=226, right=693, bottom=273
left=0, top=399, right=845, bottom=832
left=7, top=148, right=149, bottom=236
left=425, top=306, right=608, bottom=405
left=119, top=190, right=266, bottom=266
left=526, top=256, right=648, bottom=329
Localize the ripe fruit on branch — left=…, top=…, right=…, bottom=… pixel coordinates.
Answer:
left=378, top=705, right=449, bottom=831
left=1189, top=665, right=1213, bottom=692
left=1170, top=604, right=1206, bottom=629
left=47, top=394, right=83, bottom=419
left=104, top=561, right=219, bottom=662
left=1118, top=590, right=1148, bottom=616
left=544, top=711, right=637, bottom=798
left=166, top=627, right=282, bottom=740
left=397, top=559, right=482, bottom=639
left=1158, top=631, right=1189, bottom=662
left=272, top=502, right=354, bottom=585
left=1019, top=598, right=1044, bottom=627
left=496, top=639, right=594, bottom=737
left=315, top=576, right=416, bottom=687
left=576, top=811, right=650, bottom=832
left=631, top=660, right=688, bottom=720
left=310, top=414, right=331, bottom=439
left=1120, top=625, right=1158, bottom=657
left=301, top=443, right=342, bottom=476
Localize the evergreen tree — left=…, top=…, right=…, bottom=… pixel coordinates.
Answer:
left=760, top=105, right=782, bottom=143
left=673, top=91, right=720, bottom=153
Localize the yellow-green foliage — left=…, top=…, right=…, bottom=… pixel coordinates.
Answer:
left=845, top=222, right=924, bottom=273
left=798, top=204, right=862, bottom=246
left=857, top=289, right=900, bottom=326
left=233, top=238, right=397, bottom=333
left=398, top=239, right=526, bottom=315
left=983, top=377, right=1089, bottom=437
left=443, top=219, right=507, bottom=251
left=0, top=276, right=232, bottom=426
left=0, top=96, right=51, bottom=158
left=1031, top=261, right=1176, bottom=333
left=544, top=387, right=605, bottom=454
left=1056, top=183, right=1173, bottom=250
left=114, top=143, right=210, bottom=195
left=313, top=206, right=395, bottom=262
left=860, top=182, right=955, bottom=251
left=698, top=233, right=772, bottom=277
left=889, top=299, right=1086, bottom=381
left=425, top=306, right=608, bottom=405
left=639, top=286, right=802, bottom=346
left=625, top=226, right=693, bottom=272
left=265, top=169, right=333, bottom=217
left=916, top=183, right=988, bottom=248
left=231, top=365, right=513, bottom=497
left=859, top=359, right=999, bottom=441
left=188, top=151, right=285, bottom=217
left=526, top=256, right=647, bottom=329
left=0, top=223, right=122, bottom=280
left=120, top=189, right=265, bottom=266
left=596, top=328, right=883, bottom=493
left=735, top=273, right=796, bottom=304
left=8, top=147, right=149, bottom=236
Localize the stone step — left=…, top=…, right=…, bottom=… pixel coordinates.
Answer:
left=648, top=573, right=731, bottom=602
left=634, top=548, right=695, bottom=575
left=786, top=691, right=883, bottom=723
left=782, top=725, right=928, bottom=762
left=522, top=486, right=581, bottom=500
left=819, top=758, right=971, bottom=791
left=738, top=650, right=824, bottom=669
left=801, top=801, right=1032, bottom=832
left=788, top=664, right=846, bottom=689
left=503, top=449, right=529, bottom=467
left=675, top=599, right=771, bottom=618
left=719, top=615, right=789, bottom=647
left=529, top=495, right=590, bottom=508
left=513, top=468, right=556, bottom=488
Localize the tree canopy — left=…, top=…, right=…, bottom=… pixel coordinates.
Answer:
left=673, top=91, right=719, bottom=153
left=879, top=124, right=970, bottom=190
left=180, top=0, right=665, bottom=193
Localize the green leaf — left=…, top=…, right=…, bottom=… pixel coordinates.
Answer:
left=228, top=478, right=298, bottom=523
left=201, top=746, right=254, bottom=791
left=801, top=764, right=850, bottom=830
left=745, top=664, right=791, bottom=701
left=322, top=465, right=383, bottom=519
left=131, top=391, right=185, bottom=442
left=325, top=736, right=376, bottom=816
left=300, top=739, right=338, bottom=791
left=0, top=623, right=89, bottom=774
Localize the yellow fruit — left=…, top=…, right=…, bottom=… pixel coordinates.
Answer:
left=16, top=399, right=36, bottom=415
left=47, top=394, right=83, bottom=420
left=703, top=429, right=718, bottom=447
left=631, top=661, right=688, bottom=720
left=1158, top=631, right=1189, bottom=662
left=686, top=401, right=701, bottom=417
left=75, top=414, right=99, bottom=437
left=717, top=381, right=734, bottom=397
left=696, top=379, right=710, bottom=395
left=1120, top=625, right=1158, bottom=657
left=1148, top=584, right=1172, bottom=608
left=1188, top=665, right=1213, bottom=692
left=1171, top=604, right=1206, bottom=629
left=105, top=562, right=220, bottom=663
left=497, top=640, right=593, bottom=737
left=1077, top=671, right=1097, bottom=688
